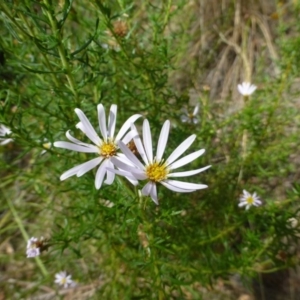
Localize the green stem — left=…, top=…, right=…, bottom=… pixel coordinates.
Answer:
left=5, top=194, right=48, bottom=277
left=42, top=0, right=79, bottom=104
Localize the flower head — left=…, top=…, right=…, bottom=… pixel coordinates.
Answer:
left=26, top=237, right=46, bottom=258
left=54, top=271, right=75, bottom=288
left=0, top=124, right=13, bottom=146
left=54, top=104, right=141, bottom=189
left=237, top=82, right=257, bottom=96
left=180, top=104, right=200, bottom=124
left=41, top=139, right=52, bottom=155
left=238, top=190, right=262, bottom=210
left=110, top=119, right=210, bottom=204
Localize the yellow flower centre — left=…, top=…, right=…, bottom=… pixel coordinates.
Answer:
left=246, top=196, right=254, bottom=204
left=145, top=161, right=168, bottom=182
left=61, top=277, right=67, bottom=285
left=100, top=142, right=117, bottom=158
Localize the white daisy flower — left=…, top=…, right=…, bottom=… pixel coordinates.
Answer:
left=54, top=104, right=141, bottom=189
left=0, top=124, right=13, bottom=146
left=54, top=271, right=75, bottom=288
left=26, top=237, right=45, bottom=258
left=180, top=104, right=200, bottom=124
left=110, top=119, right=211, bottom=204
left=238, top=190, right=262, bottom=210
left=237, top=82, right=257, bottom=96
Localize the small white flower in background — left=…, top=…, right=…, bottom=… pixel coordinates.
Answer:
left=238, top=190, right=262, bottom=210
left=0, top=124, right=13, bottom=146
left=99, top=199, right=114, bottom=208
left=180, top=104, right=200, bottom=124
left=26, top=237, right=45, bottom=258
left=110, top=119, right=210, bottom=204
left=237, top=82, right=257, bottom=96
left=287, top=217, right=298, bottom=229
left=54, top=271, right=75, bottom=288
left=54, top=104, right=142, bottom=189
left=41, top=139, right=52, bottom=155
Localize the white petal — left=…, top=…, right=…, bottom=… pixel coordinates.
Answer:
left=168, top=165, right=211, bottom=177
left=169, top=148, right=205, bottom=170
left=166, top=134, right=196, bottom=166
left=77, top=157, right=103, bottom=177
left=149, top=183, right=158, bottom=205
left=160, top=180, right=196, bottom=193
left=156, top=120, right=170, bottom=161
left=117, top=141, right=145, bottom=170
left=142, top=181, right=154, bottom=196
left=107, top=167, right=140, bottom=183
left=192, top=117, right=199, bottom=124
left=115, top=114, right=142, bottom=141
left=75, top=108, right=101, bottom=145
left=180, top=115, right=189, bottom=123
left=95, top=160, right=108, bottom=189
left=193, top=104, right=199, bottom=115
left=60, top=162, right=90, bottom=180
left=164, top=179, right=207, bottom=190
left=110, top=157, right=147, bottom=180
left=122, top=129, right=139, bottom=145
left=108, top=104, right=117, bottom=140
left=131, top=123, right=149, bottom=165
left=54, top=141, right=99, bottom=153
left=143, top=119, right=153, bottom=163
left=97, top=104, right=107, bottom=141
left=104, top=159, right=115, bottom=185
left=66, top=130, right=98, bottom=147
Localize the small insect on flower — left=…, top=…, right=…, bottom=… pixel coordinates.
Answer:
left=0, top=124, right=13, bottom=146
left=54, top=271, right=75, bottom=288
left=26, top=237, right=46, bottom=258
left=237, top=82, right=257, bottom=96
left=180, top=104, right=200, bottom=124
left=238, top=190, right=262, bottom=210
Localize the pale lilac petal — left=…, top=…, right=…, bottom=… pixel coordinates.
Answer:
left=180, top=115, right=189, bottom=123
left=60, top=160, right=101, bottom=181
left=66, top=130, right=98, bottom=147
left=110, top=157, right=147, bottom=180
left=142, top=181, right=154, bottom=196
left=117, top=141, right=145, bottom=170
left=107, top=167, right=140, bottom=183
left=75, top=108, right=101, bottom=145
left=143, top=119, right=153, bottom=163
left=164, top=179, right=207, bottom=190
left=160, top=180, right=196, bottom=193
left=238, top=202, right=247, bottom=207
left=193, top=104, right=199, bottom=115
left=115, top=114, right=142, bottom=141
left=156, top=120, right=170, bottom=161
left=95, top=160, right=108, bottom=189
left=104, top=159, right=115, bottom=185
left=76, top=157, right=103, bottom=177
left=54, top=141, right=99, bottom=153
left=131, top=123, right=149, bottom=165
left=192, top=117, right=199, bottom=124
left=149, top=183, right=158, bottom=205
left=166, top=135, right=196, bottom=166
left=97, top=104, right=107, bottom=141
left=168, top=165, right=211, bottom=177
left=122, top=129, right=139, bottom=144
left=169, top=148, right=205, bottom=170
left=108, top=104, right=117, bottom=140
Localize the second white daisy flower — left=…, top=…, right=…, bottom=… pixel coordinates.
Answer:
left=110, top=119, right=210, bottom=204
left=238, top=190, right=262, bottom=210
